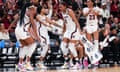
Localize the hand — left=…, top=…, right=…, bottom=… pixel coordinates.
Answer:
left=36, top=36, right=41, bottom=43
left=89, top=8, right=93, bottom=13
left=91, top=10, right=99, bottom=15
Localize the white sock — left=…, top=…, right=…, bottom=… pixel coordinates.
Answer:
left=70, top=59, right=73, bottom=65
left=79, top=58, right=82, bottom=63
left=75, top=58, right=79, bottom=63
left=64, top=57, right=69, bottom=62
left=60, top=42, right=69, bottom=56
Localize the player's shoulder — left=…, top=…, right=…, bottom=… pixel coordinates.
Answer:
left=83, top=7, right=89, bottom=13
left=83, top=7, right=89, bottom=10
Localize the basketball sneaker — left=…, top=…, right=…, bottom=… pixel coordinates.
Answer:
left=37, top=63, right=47, bottom=69
left=83, top=58, right=89, bottom=68
left=71, top=62, right=80, bottom=69
left=16, top=63, right=26, bottom=72
left=61, top=62, right=69, bottom=69
left=24, top=62, right=34, bottom=71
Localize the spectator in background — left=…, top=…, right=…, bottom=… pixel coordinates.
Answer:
left=52, top=0, right=59, bottom=14
left=99, top=24, right=110, bottom=62
left=0, top=0, right=3, bottom=6
left=76, top=8, right=86, bottom=30
left=108, top=15, right=114, bottom=26
left=102, top=3, right=110, bottom=24
left=75, top=0, right=83, bottom=8
left=71, top=0, right=79, bottom=11
left=101, top=0, right=111, bottom=10
left=3, top=0, right=20, bottom=42
left=110, top=0, right=119, bottom=17
left=111, top=17, right=120, bottom=37
left=111, top=17, right=119, bottom=28
left=109, top=26, right=120, bottom=63
left=117, top=23, right=120, bottom=38
left=95, top=0, right=101, bottom=7
left=0, top=13, right=9, bottom=40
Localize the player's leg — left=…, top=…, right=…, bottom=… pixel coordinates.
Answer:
left=93, top=31, right=99, bottom=50
left=68, top=40, right=80, bottom=69
left=37, top=35, right=50, bottom=69
left=61, top=38, right=69, bottom=60
left=39, top=44, right=49, bottom=69
left=60, top=38, right=70, bottom=69
left=17, top=40, right=28, bottom=71
left=74, top=40, right=84, bottom=69
left=24, top=37, right=37, bottom=71
left=93, top=30, right=100, bottom=66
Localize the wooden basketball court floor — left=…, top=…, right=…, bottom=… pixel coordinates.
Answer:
left=1, top=66, right=120, bottom=72
left=35, top=67, right=120, bottom=72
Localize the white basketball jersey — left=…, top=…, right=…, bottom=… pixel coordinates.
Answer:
left=83, top=7, right=101, bottom=26
left=36, top=15, right=48, bottom=32
left=62, top=9, right=76, bottom=31
left=51, top=19, right=64, bottom=35
left=16, top=15, right=30, bottom=31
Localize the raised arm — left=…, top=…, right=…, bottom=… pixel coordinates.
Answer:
left=36, top=15, right=50, bottom=27
left=46, top=17, right=62, bottom=28
left=5, top=13, right=19, bottom=33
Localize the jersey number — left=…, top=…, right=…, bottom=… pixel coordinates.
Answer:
left=89, top=15, right=95, bottom=20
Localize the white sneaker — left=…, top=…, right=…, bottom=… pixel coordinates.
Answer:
left=71, top=63, right=80, bottom=70
left=16, top=63, right=26, bottom=72
left=69, top=62, right=74, bottom=67
left=61, top=62, right=69, bottom=69
left=37, top=63, right=47, bottom=69
left=24, top=62, right=34, bottom=71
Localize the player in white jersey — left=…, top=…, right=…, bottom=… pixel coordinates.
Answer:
left=35, top=5, right=50, bottom=69
left=83, top=0, right=102, bottom=66
left=36, top=5, right=61, bottom=69
left=59, top=2, right=82, bottom=69
left=15, top=3, right=38, bottom=71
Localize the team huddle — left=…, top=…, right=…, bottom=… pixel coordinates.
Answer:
left=13, top=0, right=103, bottom=71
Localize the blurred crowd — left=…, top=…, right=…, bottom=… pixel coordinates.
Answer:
left=0, top=0, right=120, bottom=62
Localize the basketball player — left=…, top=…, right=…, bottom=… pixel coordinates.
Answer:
left=36, top=5, right=61, bottom=69
left=15, top=3, right=38, bottom=71
left=69, top=27, right=85, bottom=68
left=83, top=0, right=102, bottom=66
left=59, top=2, right=82, bottom=69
